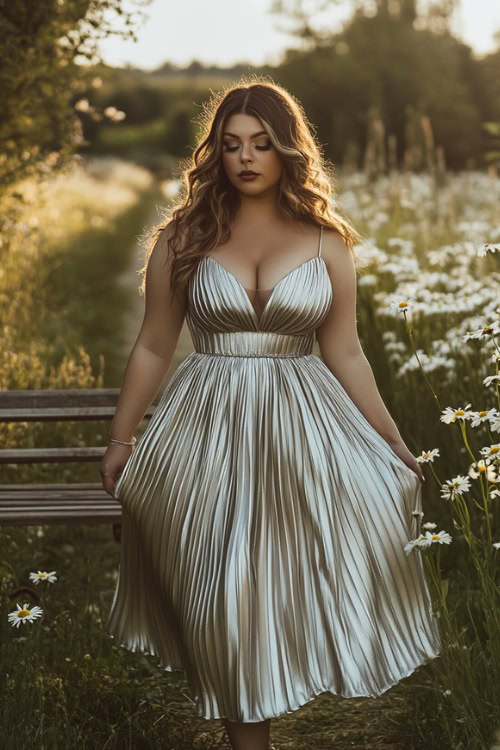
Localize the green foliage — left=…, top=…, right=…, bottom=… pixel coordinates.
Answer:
left=0, top=0, right=152, bottom=195
left=274, top=11, right=485, bottom=169
left=0, top=157, right=158, bottom=487
left=93, top=117, right=167, bottom=154
left=483, top=121, right=500, bottom=164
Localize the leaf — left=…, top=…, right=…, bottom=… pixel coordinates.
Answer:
left=442, top=578, right=449, bottom=601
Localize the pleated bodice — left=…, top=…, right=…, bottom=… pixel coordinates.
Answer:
left=186, top=254, right=332, bottom=356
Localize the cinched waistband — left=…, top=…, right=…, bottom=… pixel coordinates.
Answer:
left=195, top=351, right=308, bottom=358
left=191, top=330, right=314, bottom=358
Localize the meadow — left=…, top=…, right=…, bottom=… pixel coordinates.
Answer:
left=0, top=157, right=499, bottom=749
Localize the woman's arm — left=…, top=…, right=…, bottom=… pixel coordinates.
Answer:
left=109, top=225, right=187, bottom=442
left=316, top=230, right=422, bottom=477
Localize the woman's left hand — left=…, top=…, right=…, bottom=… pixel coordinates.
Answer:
left=387, top=439, right=425, bottom=482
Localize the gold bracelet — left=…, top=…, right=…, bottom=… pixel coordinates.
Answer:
left=109, top=435, right=136, bottom=446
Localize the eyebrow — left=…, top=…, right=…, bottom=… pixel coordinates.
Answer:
left=222, top=130, right=267, bottom=139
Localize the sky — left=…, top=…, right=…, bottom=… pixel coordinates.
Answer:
left=97, top=0, right=500, bottom=71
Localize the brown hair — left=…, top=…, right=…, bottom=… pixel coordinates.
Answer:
left=139, top=74, right=365, bottom=300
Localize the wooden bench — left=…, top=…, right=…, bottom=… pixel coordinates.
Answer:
left=0, top=389, right=160, bottom=542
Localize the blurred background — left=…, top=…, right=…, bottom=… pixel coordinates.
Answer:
left=1, top=2, right=499, bottom=748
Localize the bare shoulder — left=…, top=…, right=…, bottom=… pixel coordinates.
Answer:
left=146, top=221, right=188, bottom=286
left=137, top=221, right=187, bottom=358
left=322, top=226, right=351, bottom=256
left=144, top=221, right=187, bottom=305
left=148, top=222, right=176, bottom=264
left=321, top=227, right=355, bottom=280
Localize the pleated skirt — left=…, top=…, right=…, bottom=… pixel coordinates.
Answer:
left=106, top=351, right=441, bottom=722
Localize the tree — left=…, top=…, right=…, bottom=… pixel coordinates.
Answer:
left=0, top=0, right=152, bottom=194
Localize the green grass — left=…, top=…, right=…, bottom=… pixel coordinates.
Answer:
left=0, top=522, right=448, bottom=750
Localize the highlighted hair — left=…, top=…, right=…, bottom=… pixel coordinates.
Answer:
left=140, top=74, right=364, bottom=299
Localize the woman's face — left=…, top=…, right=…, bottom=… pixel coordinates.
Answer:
left=221, top=113, right=282, bottom=195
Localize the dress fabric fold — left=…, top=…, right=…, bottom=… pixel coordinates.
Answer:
left=106, top=231, right=441, bottom=723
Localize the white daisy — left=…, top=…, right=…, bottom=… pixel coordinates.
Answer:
left=468, top=461, right=498, bottom=481
left=493, top=541, right=500, bottom=549
left=29, top=570, right=57, bottom=585
left=477, top=242, right=500, bottom=256
left=404, top=530, right=452, bottom=555
left=464, top=322, right=500, bottom=340
left=416, top=448, right=440, bottom=463
left=8, top=602, right=43, bottom=628
left=469, top=408, right=498, bottom=427
left=404, top=534, right=429, bottom=554
left=491, top=488, right=500, bottom=499
left=483, top=374, right=500, bottom=388
left=491, top=415, right=500, bottom=433
left=389, top=296, right=413, bottom=315
left=440, top=404, right=473, bottom=424
left=424, top=530, right=453, bottom=546
left=440, top=475, right=471, bottom=500
left=422, top=521, right=437, bottom=530
left=479, top=444, right=500, bottom=462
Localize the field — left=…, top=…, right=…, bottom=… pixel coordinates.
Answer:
left=1, top=158, right=499, bottom=749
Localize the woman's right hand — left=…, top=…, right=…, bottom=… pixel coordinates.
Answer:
left=99, top=443, right=135, bottom=497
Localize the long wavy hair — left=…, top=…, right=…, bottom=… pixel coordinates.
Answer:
left=138, top=74, right=365, bottom=300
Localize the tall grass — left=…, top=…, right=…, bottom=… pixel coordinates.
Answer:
left=398, top=305, right=499, bottom=749
left=346, top=167, right=500, bottom=748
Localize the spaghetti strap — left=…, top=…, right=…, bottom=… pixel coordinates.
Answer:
left=317, top=225, right=324, bottom=257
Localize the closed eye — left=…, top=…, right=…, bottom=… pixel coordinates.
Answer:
left=224, top=144, right=271, bottom=151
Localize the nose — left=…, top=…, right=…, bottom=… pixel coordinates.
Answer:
left=239, top=142, right=254, bottom=164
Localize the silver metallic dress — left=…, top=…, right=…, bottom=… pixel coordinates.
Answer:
left=106, top=225, right=441, bottom=723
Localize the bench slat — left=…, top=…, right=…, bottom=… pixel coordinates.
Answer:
left=0, top=482, right=107, bottom=495
left=0, top=447, right=109, bottom=463
left=0, top=503, right=119, bottom=511
left=0, top=387, right=122, bottom=408
left=0, top=500, right=118, bottom=512
left=0, top=509, right=122, bottom=524
left=0, top=387, right=161, bottom=419
left=0, top=406, right=157, bottom=422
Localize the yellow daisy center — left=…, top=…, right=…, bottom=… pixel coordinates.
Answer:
left=399, top=301, right=408, bottom=308
left=39, top=573, right=47, bottom=578
left=490, top=446, right=499, bottom=454
left=18, top=609, right=30, bottom=617
left=483, top=326, right=492, bottom=333
left=479, top=411, right=488, bottom=417
left=455, top=409, right=464, bottom=416
left=431, top=535, right=441, bottom=541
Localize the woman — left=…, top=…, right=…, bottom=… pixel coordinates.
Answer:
left=102, top=77, right=440, bottom=750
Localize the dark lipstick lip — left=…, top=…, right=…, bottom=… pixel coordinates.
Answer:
left=238, top=171, right=259, bottom=176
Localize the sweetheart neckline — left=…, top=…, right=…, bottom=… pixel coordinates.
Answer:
left=201, top=255, right=328, bottom=329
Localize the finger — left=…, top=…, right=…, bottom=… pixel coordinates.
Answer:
left=100, top=472, right=117, bottom=496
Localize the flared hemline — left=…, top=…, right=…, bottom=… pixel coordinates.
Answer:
left=106, top=629, right=442, bottom=724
